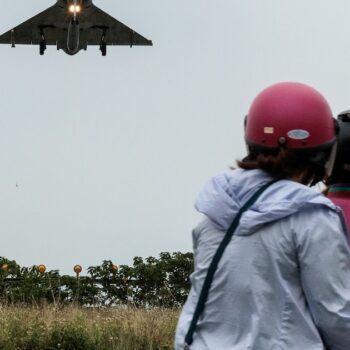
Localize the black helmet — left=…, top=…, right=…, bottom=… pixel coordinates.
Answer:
left=330, top=110, right=350, bottom=183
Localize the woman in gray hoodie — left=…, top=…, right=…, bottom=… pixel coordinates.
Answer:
left=175, top=82, right=350, bottom=350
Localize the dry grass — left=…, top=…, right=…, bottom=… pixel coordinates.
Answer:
left=0, top=305, right=180, bottom=349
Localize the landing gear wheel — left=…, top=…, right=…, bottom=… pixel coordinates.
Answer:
left=100, top=42, right=107, bottom=56
left=40, top=41, right=46, bottom=55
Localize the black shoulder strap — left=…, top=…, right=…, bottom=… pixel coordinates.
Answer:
left=184, top=178, right=279, bottom=348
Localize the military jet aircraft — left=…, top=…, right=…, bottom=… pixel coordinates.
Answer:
left=0, top=0, right=152, bottom=56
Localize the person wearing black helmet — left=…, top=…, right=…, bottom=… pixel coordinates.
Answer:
left=327, top=110, right=350, bottom=238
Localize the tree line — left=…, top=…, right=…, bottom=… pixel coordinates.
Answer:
left=0, top=252, right=193, bottom=308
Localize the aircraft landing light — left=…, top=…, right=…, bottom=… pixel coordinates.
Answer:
left=69, top=5, right=81, bottom=13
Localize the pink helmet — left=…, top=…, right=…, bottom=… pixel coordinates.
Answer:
left=245, top=82, right=336, bottom=152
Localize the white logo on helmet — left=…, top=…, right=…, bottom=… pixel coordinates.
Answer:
left=287, top=129, right=310, bottom=140
left=264, top=127, right=274, bottom=134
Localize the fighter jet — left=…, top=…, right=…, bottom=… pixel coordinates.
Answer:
left=0, top=0, right=152, bottom=56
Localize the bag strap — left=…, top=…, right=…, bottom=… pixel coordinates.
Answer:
left=184, top=178, right=279, bottom=348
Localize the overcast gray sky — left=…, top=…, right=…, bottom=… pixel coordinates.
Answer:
left=1, top=0, right=350, bottom=274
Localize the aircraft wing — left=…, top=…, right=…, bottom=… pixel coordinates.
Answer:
left=80, top=4, right=153, bottom=47
left=0, top=3, right=67, bottom=45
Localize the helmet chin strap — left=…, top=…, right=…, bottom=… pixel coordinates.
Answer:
left=310, top=167, right=325, bottom=187
left=308, top=143, right=337, bottom=187
left=325, top=141, right=338, bottom=178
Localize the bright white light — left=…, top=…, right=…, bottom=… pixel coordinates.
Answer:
left=69, top=5, right=81, bottom=13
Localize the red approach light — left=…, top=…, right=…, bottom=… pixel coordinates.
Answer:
left=37, top=264, right=46, bottom=273
left=74, top=265, right=82, bottom=274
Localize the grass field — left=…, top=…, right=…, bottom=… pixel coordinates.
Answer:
left=0, top=305, right=180, bottom=349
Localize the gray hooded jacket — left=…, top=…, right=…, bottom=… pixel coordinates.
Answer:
left=175, top=169, right=350, bottom=350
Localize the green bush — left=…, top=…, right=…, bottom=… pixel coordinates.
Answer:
left=49, top=322, right=95, bottom=350
left=0, top=306, right=179, bottom=350
left=0, top=252, right=193, bottom=308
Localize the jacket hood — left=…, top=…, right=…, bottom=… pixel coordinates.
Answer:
left=195, top=169, right=342, bottom=235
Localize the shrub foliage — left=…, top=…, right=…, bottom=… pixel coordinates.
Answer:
left=0, top=306, right=179, bottom=349
left=0, top=252, right=193, bottom=307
